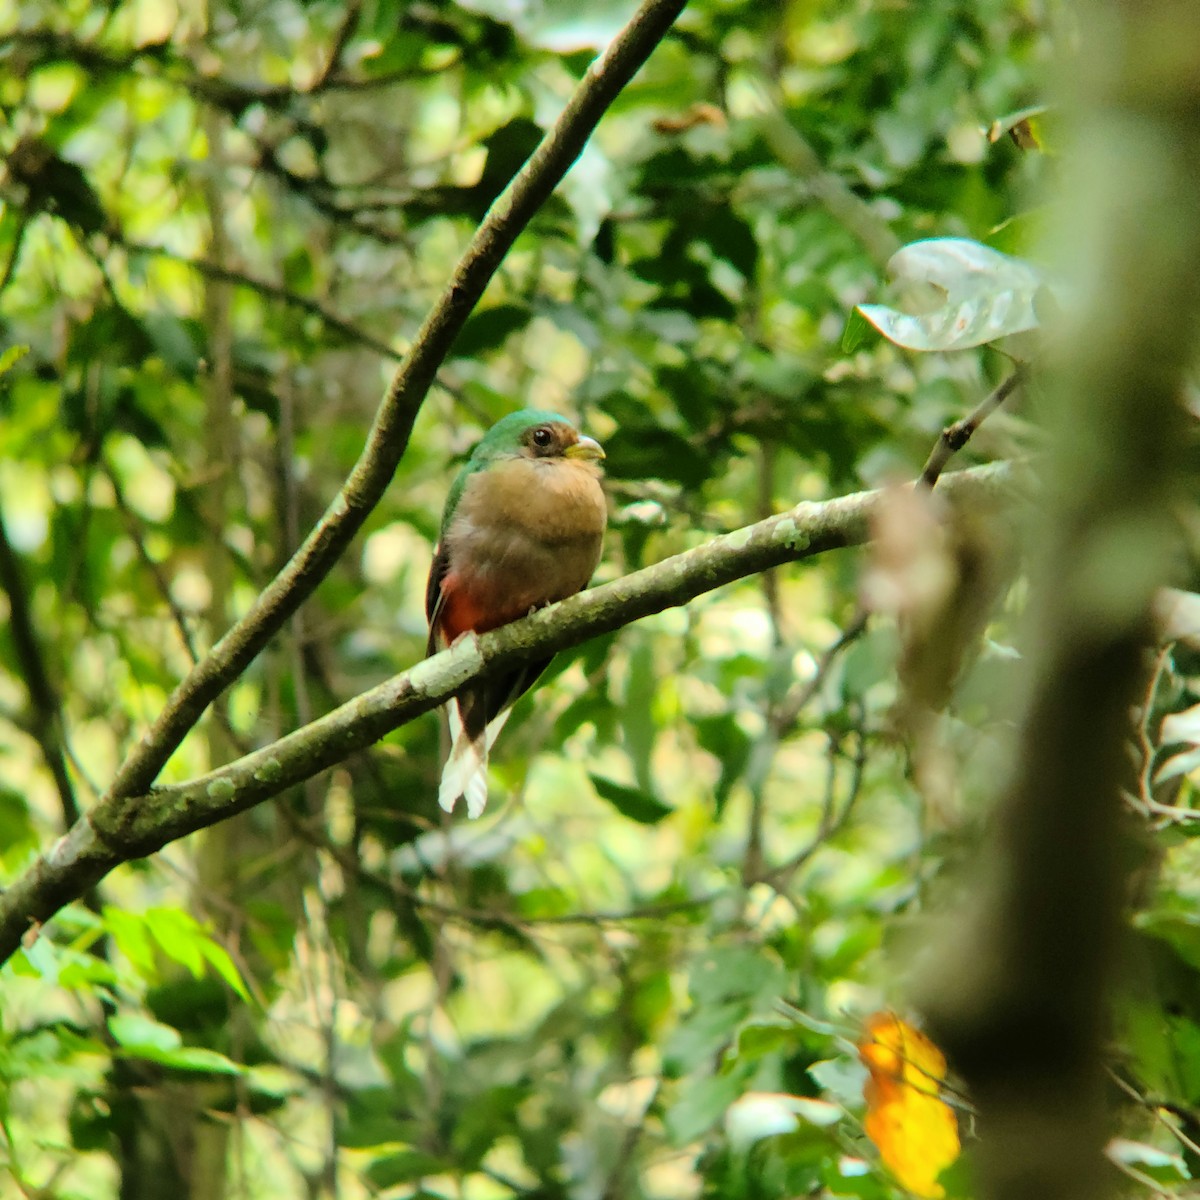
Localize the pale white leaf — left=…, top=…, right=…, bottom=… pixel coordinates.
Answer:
left=858, top=237, right=1043, bottom=351
left=1157, top=588, right=1200, bottom=647
left=1161, top=703, right=1200, bottom=749
left=725, top=1091, right=841, bottom=1148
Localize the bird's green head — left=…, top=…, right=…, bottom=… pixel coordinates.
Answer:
left=468, top=409, right=605, bottom=467
left=440, top=410, right=605, bottom=529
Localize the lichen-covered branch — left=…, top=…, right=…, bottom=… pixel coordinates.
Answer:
left=0, top=462, right=1012, bottom=966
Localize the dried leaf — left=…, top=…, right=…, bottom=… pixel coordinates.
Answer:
left=652, top=103, right=727, bottom=134
left=1007, top=118, right=1040, bottom=151
left=987, top=106, right=1050, bottom=151
left=858, top=1013, right=961, bottom=1198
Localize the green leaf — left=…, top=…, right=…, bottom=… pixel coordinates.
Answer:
left=808, top=1057, right=868, bottom=1108
left=1107, top=1138, right=1188, bottom=1182
left=725, top=1091, right=841, bottom=1148
left=103, top=907, right=158, bottom=978
left=145, top=907, right=207, bottom=977
left=689, top=946, right=787, bottom=1007
left=623, top=639, right=658, bottom=791
left=665, top=1071, right=742, bottom=1144
left=840, top=308, right=877, bottom=354
left=367, top=1149, right=451, bottom=1187
left=143, top=1045, right=243, bottom=1075
left=477, top=118, right=544, bottom=207
left=589, top=774, right=674, bottom=824
left=729, top=1019, right=800, bottom=1065
left=198, top=939, right=252, bottom=1002
left=0, top=783, right=36, bottom=856
left=102, top=906, right=250, bottom=999
left=1157, top=746, right=1200, bottom=785
left=452, top=304, right=532, bottom=358
left=1161, top=703, right=1200, bottom=749
left=108, top=1013, right=182, bottom=1052
left=0, top=344, right=29, bottom=377
left=602, top=424, right=710, bottom=487
left=694, top=714, right=752, bottom=814
left=109, top=1013, right=242, bottom=1074
left=142, top=314, right=200, bottom=377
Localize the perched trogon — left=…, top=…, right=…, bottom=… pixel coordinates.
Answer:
left=426, top=409, right=607, bottom=816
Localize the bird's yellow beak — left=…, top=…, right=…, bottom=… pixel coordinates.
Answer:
left=564, top=435, right=605, bottom=462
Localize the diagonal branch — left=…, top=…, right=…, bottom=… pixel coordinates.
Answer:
left=919, top=365, right=1028, bottom=489
left=97, top=0, right=690, bottom=809
left=0, top=462, right=1015, bottom=966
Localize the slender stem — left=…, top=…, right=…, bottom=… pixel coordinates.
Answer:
left=0, top=509, right=80, bottom=829
left=919, top=365, right=1027, bottom=489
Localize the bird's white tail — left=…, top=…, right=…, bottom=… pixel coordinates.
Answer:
left=438, top=704, right=512, bottom=818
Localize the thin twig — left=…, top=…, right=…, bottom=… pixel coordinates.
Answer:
left=772, top=363, right=1026, bottom=745
left=771, top=610, right=869, bottom=740
left=765, top=717, right=868, bottom=892
left=0, top=509, right=81, bottom=829
left=288, top=807, right=722, bottom=933
left=919, top=365, right=1028, bottom=490
left=121, top=239, right=403, bottom=361
left=104, top=460, right=201, bottom=664
left=1106, top=1067, right=1200, bottom=1161
left=307, top=0, right=361, bottom=92
left=0, top=213, right=28, bottom=299
left=1133, top=646, right=1171, bottom=814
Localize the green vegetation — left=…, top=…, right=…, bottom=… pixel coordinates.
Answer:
left=1, top=2, right=1198, bottom=1198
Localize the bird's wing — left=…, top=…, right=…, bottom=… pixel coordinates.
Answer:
left=425, top=539, right=451, bottom=657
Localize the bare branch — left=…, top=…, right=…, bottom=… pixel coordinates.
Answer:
left=919, top=365, right=1028, bottom=489
left=770, top=366, right=1026, bottom=741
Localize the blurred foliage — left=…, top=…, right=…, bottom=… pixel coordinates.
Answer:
left=1, top=0, right=1199, bottom=1198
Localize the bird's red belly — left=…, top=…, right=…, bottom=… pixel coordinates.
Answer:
left=436, top=577, right=528, bottom=644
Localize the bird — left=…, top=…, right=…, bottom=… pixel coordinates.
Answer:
left=426, top=409, right=607, bottom=817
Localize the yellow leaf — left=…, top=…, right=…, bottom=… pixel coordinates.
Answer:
left=858, top=1013, right=961, bottom=1198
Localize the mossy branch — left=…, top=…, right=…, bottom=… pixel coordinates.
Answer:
left=0, top=463, right=1013, bottom=965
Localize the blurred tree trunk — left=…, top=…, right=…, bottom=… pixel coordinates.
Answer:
left=112, top=103, right=240, bottom=1200
left=922, top=3, right=1200, bottom=1199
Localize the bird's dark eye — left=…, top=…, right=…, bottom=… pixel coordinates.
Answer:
left=531, top=427, right=553, bottom=448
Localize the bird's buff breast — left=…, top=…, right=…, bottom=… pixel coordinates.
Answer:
left=443, top=456, right=606, bottom=626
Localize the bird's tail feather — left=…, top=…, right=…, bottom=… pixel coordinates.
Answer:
left=438, top=703, right=512, bottom=818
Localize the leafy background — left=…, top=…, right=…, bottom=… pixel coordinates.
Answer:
left=2, top=1, right=1198, bottom=1198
